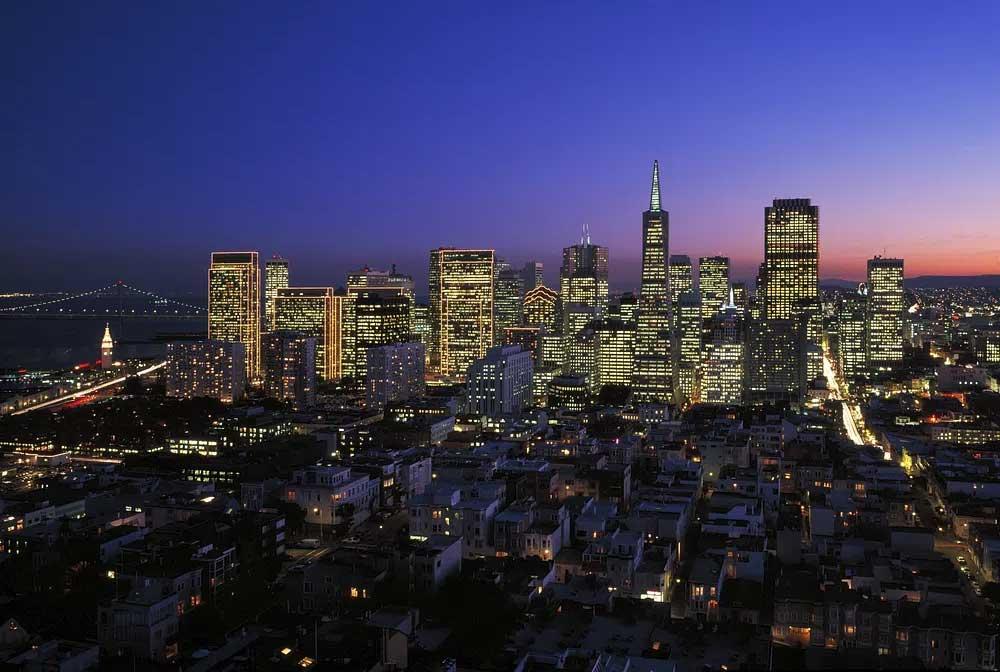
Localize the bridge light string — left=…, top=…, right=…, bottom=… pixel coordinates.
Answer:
left=0, top=282, right=207, bottom=314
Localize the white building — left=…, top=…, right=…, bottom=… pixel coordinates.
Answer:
left=466, top=345, right=533, bottom=419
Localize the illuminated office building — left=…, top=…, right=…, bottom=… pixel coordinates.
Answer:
left=353, top=293, right=411, bottom=377
left=976, top=329, right=1000, bottom=367
left=466, top=345, right=533, bottom=419
left=866, top=256, right=905, bottom=372
left=503, top=326, right=543, bottom=365
left=366, top=342, right=425, bottom=409
left=753, top=199, right=820, bottom=401
left=166, top=340, right=246, bottom=402
left=428, top=248, right=495, bottom=379
left=546, top=374, right=589, bottom=412
left=699, top=256, right=730, bottom=323
left=264, top=256, right=289, bottom=332
left=673, top=292, right=702, bottom=403
left=521, top=261, right=545, bottom=292
left=273, top=287, right=339, bottom=380
left=495, top=261, right=524, bottom=342
left=731, top=282, right=748, bottom=314
left=262, top=330, right=316, bottom=409
left=560, top=231, right=609, bottom=345
left=413, top=304, right=431, bottom=346
left=632, top=160, right=673, bottom=403
left=835, top=288, right=868, bottom=386
left=701, top=291, right=745, bottom=405
left=565, top=326, right=597, bottom=392
left=592, top=318, right=635, bottom=390
left=208, top=251, right=260, bottom=381
left=540, top=332, right=566, bottom=371
left=524, top=285, right=560, bottom=332
left=346, top=265, right=415, bottom=302
left=669, top=255, right=693, bottom=309
left=614, top=292, right=639, bottom=325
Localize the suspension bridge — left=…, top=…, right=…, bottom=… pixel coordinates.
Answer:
left=0, top=280, right=207, bottom=320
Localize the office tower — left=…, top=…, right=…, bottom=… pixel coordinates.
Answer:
left=208, top=251, right=260, bottom=381
left=835, top=289, right=868, bottom=386
left=344, top=265, right=415, bottom=377
left=560, top=230, right=609, bottom=343
left=428, top=248, right=495, bottom=379
left=566, top=326, right=597, bottom=392
left=731, top=282, right=748, bottom=313
left=754, top=199, right=820, bottom=401
left=592, top=317, right=635, bottom=390
left=100, top=323, right=114, bottom=369
left=503, top=326, right=543, bottom=365
left=264, top=256, right=289, bottom=332
left=632, top=160, right=673, bottom=403
left=466, top=345, right=533, bottom=418
left=976, top=329, right=1000, bottom=366
left=494, top=261, right=524, bottom=342
left=273, top=287, right=339, bottom=380
left=669, top=255, right=693, bottom=308
left=413, top=304, right=431, bottom=346
left=166, top=340, right=246, bottom=402
left=353, top=293, right=411, bottom=376
left=673, top=292, right=702, bottom=403
left=698, top=256, right=730, bottom=323
left=866, top=256, right=905, bottom=372
left=367, top=342, right=426, bottom=409
left=614, top=292, right=639, bottom=325
left=540, top=332, right=566, bottom=371
left=262, top=330, right=316, bottom=409
left=521, top=261, right=545, bottom=292
left=523, top=285, right=560, bottom=331
left=701, top=291, right=745, bottom=405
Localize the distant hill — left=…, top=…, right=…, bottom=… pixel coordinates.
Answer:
left=905, top=275, right=1000, bottom=289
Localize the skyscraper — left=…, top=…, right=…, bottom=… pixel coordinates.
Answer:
left=632, top=161, right=672, bottom=403
left=523, top=285, right=560, bottom=332
left=753, top=199, right=820, bottom=401
left=208, top=251, right=260, bottom=382
left=344, top=266, right=415, bottom=377
left=698, top=256, right=730, bottom=323
left=521, top=261, right=545, bottom=293
left=592, top=317, right=635, bottom=390
left=273, top=287, right=339, bottom=380
left=668, top=255, right=693, bottom=308
left=428, top=248, right=495, bottom=379
left=673, top=292, right=702, bottom=403
left=701, top=290, right=745, bottom=405
left=264, top=256, right=289, bottom=332
left=559, top=231, right=609, bottom=343
left=262, top=330, right=316, bottom=409
left=466, top=345, right=533, bottom=419
left=834, top=287, right=867, bottom=387
left=866, top=256, right=905, bottom=372
left=494, top=260, right=524, bottom=342
left=353, top=293, right=412, bottom=376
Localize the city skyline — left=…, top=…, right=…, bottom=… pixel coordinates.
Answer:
left=5, top=2, right=1000, bottom=293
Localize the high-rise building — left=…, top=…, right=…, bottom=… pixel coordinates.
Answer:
left=673, top=292, right=702, bottom=403
left=614, top=292, right=639, bottom=325
left=262, top=330, right=316, bottom=409
left=731, top=282, right=749, bottom=314
left=521, top=261, right=545, bottom=293
left=494, top=261, right=524, bottom=342
left=632, top=161, right=673, bottom=403
left=560, top=232, right=609, bottom=343
left=366, top=342, right=425, bottom=409
left=503, top=326, right=543, bottom=365
left=273, top=287, right=339, bottom=380
left=669, top=255, right=693, bottom=309
left=753, top=199, right=820, bottom=401
left=701, top=291, right=745, bottom=405
left=264, top=256, right=289, bottom=332
left=834, top=288, right=867, bottom=386
left=166, top=340, right=246, bottom=402
left=523, top=285, right=560, bottom=332
left=353, top=293, right=411, bottom=377
left=344, top=266, right=415, bottom=378
left=428, top=248, right=495, bottom=379
left=100, top=323, right=114, bottom=369
left=546, top=374, right=589, bottom=411
left=565, top=326, right=597, bottom=392
left=866, top=256, right=905, bottom=372
left=208, top=251, right=260, bottom=381
left=466, top=345, right=533, bottom=419
left=592, top=318, right=635, bottom=390
left=698, top=256, right=730, bottom=323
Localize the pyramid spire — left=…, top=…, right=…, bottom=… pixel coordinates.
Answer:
left=101, top=323, right=113, bottom=348
left=724, top=285, right=736, bottom=311
left=649, top=160, right=662, bottom=212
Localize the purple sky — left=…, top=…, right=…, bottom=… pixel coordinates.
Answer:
left=4, top=1, right=1000, bottom=295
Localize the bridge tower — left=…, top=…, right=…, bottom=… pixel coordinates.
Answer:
left=101, top=323, right=115, bottom=369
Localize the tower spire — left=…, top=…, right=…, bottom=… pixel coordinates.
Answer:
left=649, top=160, right=661, bottom=212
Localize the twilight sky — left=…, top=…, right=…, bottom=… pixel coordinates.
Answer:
left=4, top=1, right=1000, bottom=294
